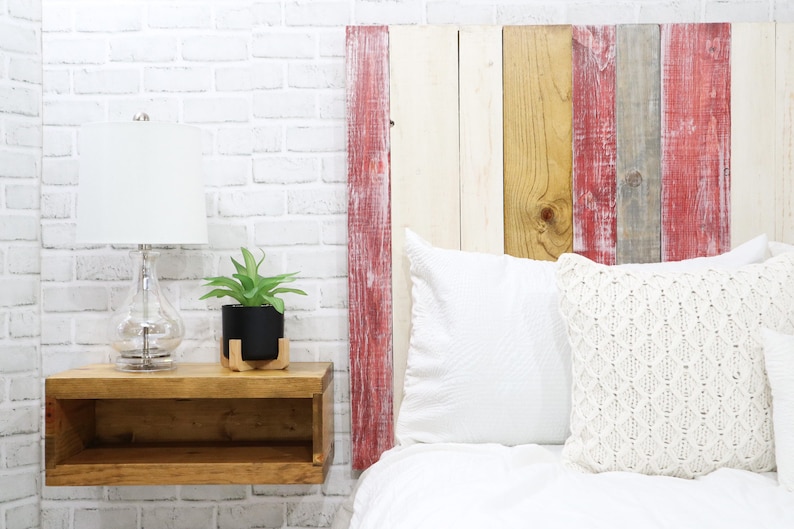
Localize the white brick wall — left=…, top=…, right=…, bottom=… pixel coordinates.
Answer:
left=0, top=0, right=777, bottom=528
left=0, top=0, right=41, bottom=527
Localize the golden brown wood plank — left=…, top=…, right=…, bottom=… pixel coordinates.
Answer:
left=94, top=399, right=313, bottom=443
left=616, top=24, right=662, bottom=264
left=312, top=383, right=334, bottom=467
left=45, top=443, right=325, bottom=485
left=46, top=363, right=332, bottom=399
left=45, top=398, right=94, bottom=469
left=503, top=25, right=573, bottom=260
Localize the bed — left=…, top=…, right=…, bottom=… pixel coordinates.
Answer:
left=339, top=23, right=794, bottom=528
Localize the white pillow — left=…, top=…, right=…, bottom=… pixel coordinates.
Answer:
left=397, top=230, right=569, bottom=445
left=761, top=328, right=794, bottom=492
left=396, top=230, right=769, bottom=446
left=557, top=251, right=794, bottom=478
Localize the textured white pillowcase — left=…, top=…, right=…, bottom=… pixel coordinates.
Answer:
left=557, top=251, right=794, bottom=478
left=396, top=230, right=769, bottom=446
left=761, top=328, right=794, bottom=492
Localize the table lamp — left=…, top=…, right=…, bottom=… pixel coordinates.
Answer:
left=76, top=113, right=208, bottom=372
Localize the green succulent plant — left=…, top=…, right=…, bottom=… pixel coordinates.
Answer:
left=200, top=247, right=307, bottom=314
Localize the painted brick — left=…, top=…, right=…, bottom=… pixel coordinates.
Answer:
left=74, top=316, right=110, bottom=345
left=322, top=217, right=347, bottom=245
left=41, top=5, right=71, bottom=32
left=705, top=0, right=770, bottom=21
left=41, top=191, right=72, bottom=219
left=148, top=5, right=212, bottom=29
left=289, top=61, right=345, bottom=88
left=0, top=405, right=39, bottom=436
left=320, top=30, right=346, bottom=58
left=182, top=36, right=248, bottom=62
left=0, top=22, right=38, bottom=54
left=254, top=218, right=321, bottom=246
left=218, top=189, right=286, bottom=217
left=43, top=100, right=104, bottom=125
left=6, top=185, right=40, bottom=209
left=252, top=62, right=284, bottom=89
left=252, top=31, right=315, bottom=58
left=107, top=486, right=178, bottom=501
left=427, top=2, right=495, bottom=24
left=322, top=464, right=357, bottom=497
left=144, top=66, right=212, bottom=93
left=320, top=278, right=347, bottom=309
left=217, top=128, right=253, bottom=155
left=286, top=498, right=341, bottom=528
left=74, top=5, right=142, bottom=32
left=0, top=472, right=37, bottom=503
left=638, top=3, right=700, bottom=21
left=321, top=153, right=346, bottom=183
left=287, top=311, right=347, bottom=341
left=8, top=0, right=42, bottom=21
left=0, top=216, right=37, bottom=241
left=8, top=246, right=39, bottom=274
left=253, top=91, right=315, bottom=119
left=43, top=126, right=74, bottom=157
left=287, top=185, right=346, bottom=215
left=9, top=309, right=40, bottom=338
left=183, top=97, right=249, bottom=123
left=495, top=5, right=564, bottom=24
left=0, top=85, right=40, bottom=117
left=286, top=125, right=344, bottom=152
left=43, top=38, right=106, bottom=65
left=41, top=222, right=77, bottom=249
left=42, top=69, right=69, bottom=95
left=7, top=121, right=43, bottom=148
left=215, top=66, right=252, bottom=92
left=285, top=247, right=346, bottom=279
left=5, top=500, right=40, bottom=529
left=286, top=2, right=351, bottom=26
left=158, top=251, right=214, bottom=281
left=108, top=35, right=176, bottom=63
left=216, top=5, right=255, bottom=30
left=41, top=253, right=74, bottom=281
left=203, top=158, right=251, bottom=187
left=253, top=2, right=282, bottom=26
left=562, top=3, right=637, bottom=24
left=9, top=375, right=40, bottom=401
left=39, top=315, right=72, bottom=345
left=9, top=55, right=43, bottom=84
left=41, top=158, right=78, bottom=185
left=42, top=285, right=108, bottom=312
left=252, top=126, right=283, bottom=153
left=140, top=507, right=215, bottom=529
left=73, top=68, right=140, bottom=94
left=41, top=508, right=70, bottom=529
left=355, top=1, right=424, bottom=24
left=318, top=91, right=345, bottom=119
left=0, top=151, right=38, bottom=178
left=206, top=223, right=249, bottom=249
left=0, top=344, right=37, bottom=372
left=73, top=509, right=137, bottom=529
left=180, top=485, right=247, bottom=501
left=218, top=503, right=284, bottom=529
left=40, top=484, right=103, bottom=501
left=75, top=254, right=130, bottom=281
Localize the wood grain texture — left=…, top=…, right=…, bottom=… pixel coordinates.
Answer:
left=661, top=23, right=731, bottom=260
left=731, top=23, right=776, bottom=247
left=572, top=25, right=617, bottom=264
left=504, top=25, right=573, bottom=261
left=45, top=398, right=93, bottom=469
left=459, top=25, right=504, bottom=254
left=777, top=24, right=794, bottom=243
left=616, top=24, right=662, bottom=264
left=345, top=25, right=394, bottom=470
left=389, top=25, right=460, bottom=422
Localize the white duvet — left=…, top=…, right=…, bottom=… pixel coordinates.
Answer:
left=337, top=443, right=794, bottom=529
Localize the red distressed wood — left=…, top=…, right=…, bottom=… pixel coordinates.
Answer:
left=572, top=25, right=617, bottom=265
left=345, top=26, right=394, bottom=471
left=661, top=23, right=731, bottom=261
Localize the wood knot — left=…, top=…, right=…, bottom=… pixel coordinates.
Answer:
left=540, top=207, right=555, bottom=222
left=625, top=170, right=643, bottom=187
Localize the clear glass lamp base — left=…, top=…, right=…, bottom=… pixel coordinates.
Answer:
left=111, top=248, right=183, bottom=372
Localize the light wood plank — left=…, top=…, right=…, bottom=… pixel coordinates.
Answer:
left=345, top=26, right=394, bottom=470
left=616, top=24, right=662, bottom=264
left=460, top=26, right=504, bottom=254
left=777, top=23, right=794, bottom=243
left=731, top=23, right=776, bottom=247
left=389, top=25, right=461, bottom=420
left=503, top=25, right=573, bottom=261
left=661, top=23, right=731, bottom=261
left=572, top=25, right=617, bottom=264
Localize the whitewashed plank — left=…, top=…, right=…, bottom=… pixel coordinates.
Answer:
left=732, top=23, right=776, bottom=247
left=389, top=25, right=461, bottom=419
left=777, top=23, right=794, bottom=243
left=459, top=26, right=504, bottom=254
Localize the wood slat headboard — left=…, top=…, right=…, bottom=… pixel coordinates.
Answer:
left=346, top=23, right=794, bottom=470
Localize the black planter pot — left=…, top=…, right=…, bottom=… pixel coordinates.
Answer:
left=221, top=304, right=284, bottom=361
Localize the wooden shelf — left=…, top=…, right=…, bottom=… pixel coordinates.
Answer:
left=45, top=363, right=334, bottom=486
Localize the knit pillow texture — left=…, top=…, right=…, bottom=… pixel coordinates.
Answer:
left=761, top=328, right=794, bottom=492
left=557, top=251, right=794, bottom=478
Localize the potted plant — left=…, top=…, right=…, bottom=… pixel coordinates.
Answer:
left=200, top=248, right=307, bottom=361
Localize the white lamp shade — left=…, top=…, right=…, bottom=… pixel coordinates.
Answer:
left=76, top=121, right=208, bottom=245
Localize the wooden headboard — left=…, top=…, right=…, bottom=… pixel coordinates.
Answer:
left=346, top=23, right=794, bottom=470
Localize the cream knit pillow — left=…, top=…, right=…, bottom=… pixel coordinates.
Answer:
left=557, top=252, right=794, bottom=478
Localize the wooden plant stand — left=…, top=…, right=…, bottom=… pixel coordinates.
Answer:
left=220, top=337, right=290, bottom=371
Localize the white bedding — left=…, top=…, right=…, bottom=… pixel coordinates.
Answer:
left=335, top=443, right=794, bottom=529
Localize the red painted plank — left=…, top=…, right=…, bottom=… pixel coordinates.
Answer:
left=661, top=23, right=731, bottom=261
left=345, top=26, right=394, bottom=471
left=572, top=25, right=617, bottom=265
